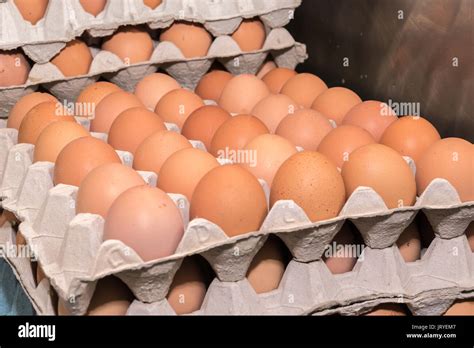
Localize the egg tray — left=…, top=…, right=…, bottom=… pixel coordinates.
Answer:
left=0, top=118, right=472, bottom=316
left=0, top=27, right=307, bottom=118
left=0, top=0, right=300, bottom=54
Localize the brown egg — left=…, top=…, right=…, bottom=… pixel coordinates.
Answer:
left=251, top=94, right=298, bottom=133
left=79, top=0, right=107, bottom=16
left=181, top=105, right=231, bottom=150
left=191, top=165, right=268, bottom=237
left=51, top=40, right=92, bottom=77
left=104, top=186, right=184, bottom=261
left=256, top=61, right=276, bottom=79
left=167, top=257, right=208, bottom=314
left=158, top=148, right=219, bottom=201
left=466, top=222, right=474, bottom=252
left=342, top=144, right=417, bottom=209
left=76, top=163, right=145, bottom=218
left=210, top=114, right=269, bottom=157
left=261, top=67, right=297, bottom=94
left=102, top=26, right=154, bottom=64
left=1, top=210, right=18, bottom=228
left=18, top=101, right=75, bottom=144
left=396, top=222, right=421, bottom=262
left=218, top=74, right=270, bottom=114
left=134, top=73, right=180, bottom=110
left=444, top=300, right=474, bottom=315
left=143, top=0, right=162, bottom=9
left=381, top=116, right=441, bottom=163
left=323, top=224, right=358, bottom=274
left=270, top=151, right=346, bottom=222
left=241, top=134, right=297, bottom=186
left=90, top=91, right=143, bottom=133
left=54, top=136, right=121, bottom=186
left=0, top=50, right=30, bottom=86
left=133, top=130, right=192, bottom=175
left=342, top=100, right=398, bottom=141
left=275, top=108, right=333, bottom=150
left=108, top=107, right=166, bottom=154
left=364, top=304, right=407, bottom=316
left=280, top=73, right=328, bottom=108
left=311, top=87, right=362, bottom=125
left=231, top=19, right=266, bottom=52
left=7, top=92, right=57, bottom=130
left=195, top=70, right=233, bottom=102
left=154, top=88, right=204, bottom=129
left=416, top=138, right=473, bottom=202
left=159, top=22, right=212, bottom=58
left=86, top=276, right=134, bottom=316
left=33, top=121, right=90, bottom=163
left=247, top=236, right=289, bottom=294
left=76, top=81, right=121, bottom=117
left=317, top=125, right=376, bottom=169
left=13, top=0, right=49, bottom=25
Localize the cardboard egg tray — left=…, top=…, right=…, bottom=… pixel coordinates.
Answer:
left=0, top=22, right=307, bottom=118
left=0, top=118, right=472, bottom=316
left=0, top=0, right=300, bottom=54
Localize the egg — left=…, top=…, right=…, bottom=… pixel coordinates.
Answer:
left=240, top=134, right=297, bottom=187
left=158, top=148, right=219, bottom=201
left=134, top=73, right=180, bottom=110
left=247, top=236, right=289, bottom=294
left=261, top=67, right=297, bottom=94
left=102, top=26, right=154, bottom=64
left=270, top=151, right=346, bottom=222
left=133, top=130, right=192, bottom=174
left=75, top=81, right=121, bottom=117
left=143, top=0, right=162, bottom=9
left=18, top=101, right=75, bottom=144
left=415, top=138, right=473, bottom=202
left=7, top=92, right=57, bottom=130
left=33, top=121, right=90, bottom=163
left=181, top=105, right=231, bottom=150
left=317, top=125, right=376, bottom=169
left=154, top=88, right=204, bottom=128
left=0, top=50, right=30, bottom=86
left=159, top=22, right=212, bottom=58
left=195, top=70, right=233, bottom=102
left=50, top=40, right=92, bottom=77
left=190, top=164, right=268, bottom=237
left=79, top=0, right=107, bottom=16
left=251, top=94, right=298, bottom=133
left=108, top=107, right=166, bottom=154
left=76, top=163, right=145, bottom=218
left=218, top=74, right=270, bottom=114
left=256, top=61, right=277, bottom=79
left=167, top=256, right=209, bottom=314
left=231, top=19, right=266, bottom=52
left=323, top=223, right=358, bottom=274
left=13, top=0, right=49, bottom=25
left=342, top=100, right=398, bottom=141
left=86, top=276, right=134, bottom=316
left=381, top=116, right=441, bottom=163
left=341, top=144, right=417, bottom=209
left=364, top=304, right=407, bottom=316
left=444, top=300, right=474, bottom=315
left=210, top=114, right=269, bottom=157
left=104, top=186, right=184, bottom=261
left=275, top=108, right=333, bottom=150
left=396, top=222, right=421, bottom=262
left=280, top=73, right=328, bottom=108
left=54, top=136, right=121, bottom=186
left=466, top=222, right=474, bottom=252
left=311, top=87, right=362, bottom=125
left=90, top=91, right=143, bottom=133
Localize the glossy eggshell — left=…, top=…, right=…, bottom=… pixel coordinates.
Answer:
left=0, top=51, right=30, bottom=87
left=311, top=87, right=362, bottom=125
left=13, top=0, right=49, bottom=25
left=396, top=222, right=421, bottom=262
left=102, top=27, right=154, bottom=64
left=195, top=70, right=233, bottom=102
left=134, top=73, right=180, bottom=110
left=79, top=0, right=107, bottom=16
left=54, top=136, right=121, bottom=186
left=7, top=92, right=57, bottom=130
left=76, top=81, right=121, bottom=117
left=341, top=144, right=417, bottom=209
left=159, top=22, right=212, bottom=58
left=270, top=151, right=346, bottom=222
left=251, top=94, right=298, bottom=133
left=323, top=224, right=358, bottom=274
left=280, top=73, right=328, bottom=108
left=86, top=276, right=134, bottom=316
left=261, top=67, right=297, bottom=94
left=190, top=165, right=268, bottom=237
left=154, top=88, right=204, bottom=128
left=103, top=186, right=184, bottom=261
left=231, top=19, right=266, bottom=52
left=51, top=40, right=92, bottom=77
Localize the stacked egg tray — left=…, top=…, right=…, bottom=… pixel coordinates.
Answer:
left=0, top=0, right=306, bottom=117
left=0, top=118, right=472, bottom=316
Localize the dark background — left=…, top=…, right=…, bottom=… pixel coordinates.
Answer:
left=286, top=0, right=473, bottom=141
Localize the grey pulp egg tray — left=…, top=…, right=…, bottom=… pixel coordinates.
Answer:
left=0, top=118, right=472, bottom=316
